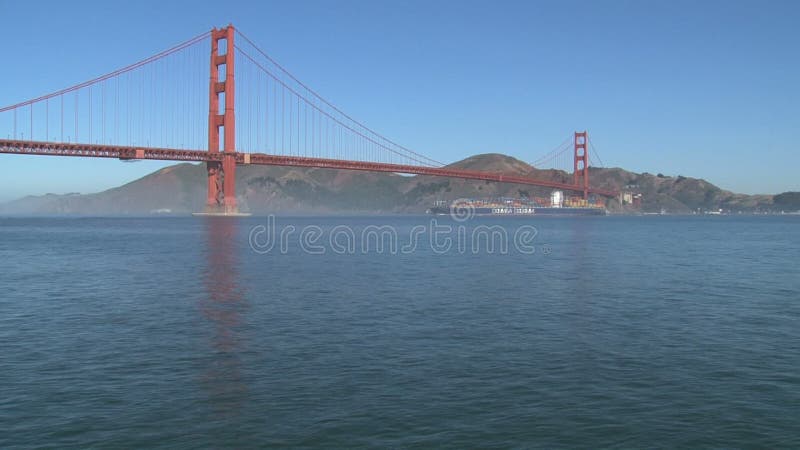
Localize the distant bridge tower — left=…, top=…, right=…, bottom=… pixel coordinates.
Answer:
left=574, top=131, right=589, bottom=199
left=207, top=25, right=238, bottom=214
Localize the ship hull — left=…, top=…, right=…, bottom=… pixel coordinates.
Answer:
left=429, top=206, right=606, bottom=216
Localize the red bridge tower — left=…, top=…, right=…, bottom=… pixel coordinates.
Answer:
left=206, top=25, right=238, bottom=214
left=574, top=131, right=589, bottom=199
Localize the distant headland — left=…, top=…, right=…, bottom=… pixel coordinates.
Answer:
left=1, top=154, right=797, bottom=215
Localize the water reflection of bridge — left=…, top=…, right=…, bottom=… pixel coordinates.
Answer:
left=200, top=218, right=248, bottom=417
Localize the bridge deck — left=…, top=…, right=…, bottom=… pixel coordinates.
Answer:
left=0, top=139, right=618, bottom=197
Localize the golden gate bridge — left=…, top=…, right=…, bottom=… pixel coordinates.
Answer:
left=0, top=25, right=617, bottom=214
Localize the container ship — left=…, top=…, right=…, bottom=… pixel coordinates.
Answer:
left=428, top=191, right=607, bottom=216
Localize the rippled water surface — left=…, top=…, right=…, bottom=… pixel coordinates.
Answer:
left=1, top=215, right=799, bottom=448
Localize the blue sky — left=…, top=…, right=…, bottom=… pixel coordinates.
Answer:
left=1, top=0, right=798, bottom=200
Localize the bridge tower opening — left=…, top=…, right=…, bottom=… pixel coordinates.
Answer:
left=574, top=131, right=589, bottom=199
left=206, top=25, right=238, bottom=214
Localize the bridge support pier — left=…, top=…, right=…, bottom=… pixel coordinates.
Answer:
left=205, top=25, right=239, bottom=214
left=207, top=161, right=221, bottom=206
